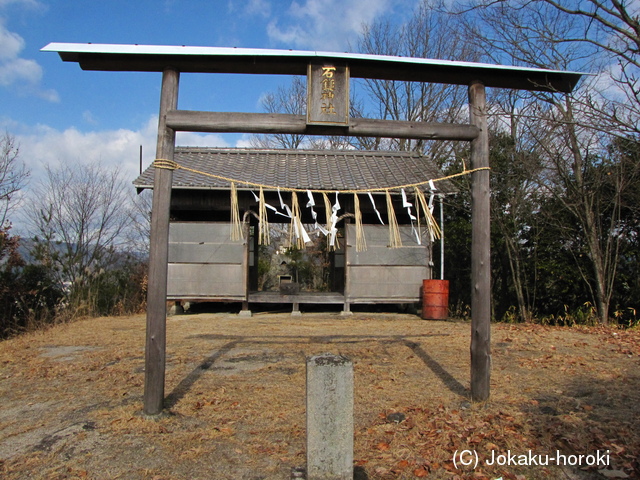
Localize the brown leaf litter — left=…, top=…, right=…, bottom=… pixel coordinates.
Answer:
left=0, top=312, right=638, bottom=479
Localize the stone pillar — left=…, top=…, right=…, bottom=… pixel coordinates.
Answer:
left=306, top=353, right=354, bottom=480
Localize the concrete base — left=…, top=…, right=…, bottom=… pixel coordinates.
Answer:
left=340, top=310, right=353, bottom=316
left=238, top=310, right=253, bottom=318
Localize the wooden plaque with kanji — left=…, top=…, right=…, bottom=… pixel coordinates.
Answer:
left=306, top=63, right=349, bottom=126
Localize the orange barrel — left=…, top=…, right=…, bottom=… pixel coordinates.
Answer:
left=421, top=279, right=449, bottom=320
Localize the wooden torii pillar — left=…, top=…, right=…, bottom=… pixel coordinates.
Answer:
left=41, top=43, right=581, bottom=415
left=469, top=82, right=491, bottom=401
left=144, top=68, right=179, bottom=415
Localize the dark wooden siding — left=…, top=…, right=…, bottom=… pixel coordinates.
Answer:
left=345, top=224, right=431, bottom=302
left=167, top=222, right=246, bottom=300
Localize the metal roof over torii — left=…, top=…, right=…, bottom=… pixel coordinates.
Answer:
left=42, top=42, right=583, bottom=93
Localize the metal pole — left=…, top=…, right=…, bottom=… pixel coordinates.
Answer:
left=439, top=195, right=445, bottom=280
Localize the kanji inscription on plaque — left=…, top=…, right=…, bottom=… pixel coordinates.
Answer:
left=307, top=62, right=349, bottom=126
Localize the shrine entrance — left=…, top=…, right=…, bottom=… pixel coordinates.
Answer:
left=44, top=42, right=582, bottom=415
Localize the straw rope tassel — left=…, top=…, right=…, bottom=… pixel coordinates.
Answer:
left=258, top=186, right=270, bottom=245
left=354, top=193, right=367, bottom=252
left=230, top=182, right=243, bottom=241
left=322, top=192, right=335, bottom=251
left=414, top=187, right=441, bottom=241
left=290, top=191, right=304, bottom=249
left=385, top=190, right=402, bottom=248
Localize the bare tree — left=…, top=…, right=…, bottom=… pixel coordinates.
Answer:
left=356, top=0, right=482, bottom=158
left=127, top=189, right=152, bottom=255
left=447, top=0, right=637, bottom=323
left=250, top=76, right=308, bottom=149
left=532, top=0, right=639, bottom=137
left=489, top=128, right=545, bottom=323
left=453, top=0, right=639, bottom=136
left=530, top=98, right=630, bottom=324
left=27, top=161, right=133, bottom=290
left=0, top=133, right=30, bottom=227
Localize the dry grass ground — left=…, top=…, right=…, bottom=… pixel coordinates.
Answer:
left=0, top=310, right=638, bottom=480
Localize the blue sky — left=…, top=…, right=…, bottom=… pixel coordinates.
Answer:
left=0, top=0, right=415, bottom=231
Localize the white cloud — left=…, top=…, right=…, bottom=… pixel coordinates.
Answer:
left=0, top=20, right=23, bottom=59
left=10, top=118, right=156, bottom=235
left=176, top=131, right=231, bottom=148
left=14, top=116, right=233, bottom=187
left=0, top=56, right=39, bottom=85
left=18, top=120, right=155, bottom=183
left=591, top=61, right=633, bottom=102
left=0, top=0, right=42, bottom=8
left=7, top=117, right=238, bottom=235
left=234, top=134, right=255, bottom=148
left=0, top=18, right=58, bottom=101
left=245, top=0, right=271, bottom=17
left=82, top=110, right=99, bottom=126
left=34, top=87, right=59, bottom=102
left=266, top=0, right=399, bottom=51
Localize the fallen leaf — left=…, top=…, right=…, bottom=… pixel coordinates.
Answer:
left=215, top=427, right=234, bottom=434
left=413, top=467, right=428, bottom=477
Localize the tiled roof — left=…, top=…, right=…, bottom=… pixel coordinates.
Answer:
left=133, top=148, right=457, bottom=194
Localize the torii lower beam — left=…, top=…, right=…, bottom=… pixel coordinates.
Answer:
left=165, top=110, right=480, bottom=141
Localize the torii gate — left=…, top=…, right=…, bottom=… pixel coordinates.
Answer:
left=43, top=43, right=582, bottom=415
